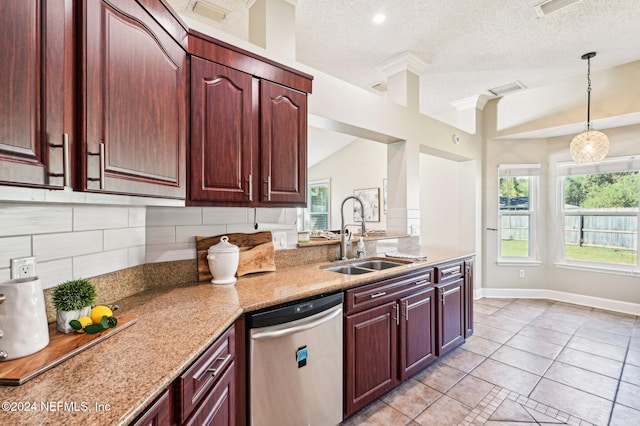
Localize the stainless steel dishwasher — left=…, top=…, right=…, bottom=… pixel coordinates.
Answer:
left=248, top=292, right=343, bottom=426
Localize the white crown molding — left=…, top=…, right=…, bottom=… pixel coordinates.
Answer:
left=476, top=287, right=640, bottom=316
left=377, top=52, right=429, bottom=77
left=451, top=94, right=494, bottom=111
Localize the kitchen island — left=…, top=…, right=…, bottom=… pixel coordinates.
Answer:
left=0, top=247, right=473, bottom=425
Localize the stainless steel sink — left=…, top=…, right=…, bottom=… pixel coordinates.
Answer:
left=321, top=258, right=409, bottom=275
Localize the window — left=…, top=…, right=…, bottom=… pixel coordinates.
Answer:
left=298, top=180, right=330, bottom=231
left=498, top=164, right=540, bottom=261
left=558, top=157, right=639, bottom=268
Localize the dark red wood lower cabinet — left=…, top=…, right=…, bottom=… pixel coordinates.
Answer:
left=436, top=278, right=465, bottom=356
left=399, top=287, right=437, bottom=380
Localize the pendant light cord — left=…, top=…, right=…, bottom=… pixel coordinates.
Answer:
left=586, top=55, right=592, bottom=130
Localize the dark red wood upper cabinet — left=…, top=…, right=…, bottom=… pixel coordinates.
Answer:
left=260, top=80, right=307, bottom=206
left=81, top=0, right=187, bottom=199
left=0, top=0, right=74, bottom=189
left=189, top=57, right=253, bottom=204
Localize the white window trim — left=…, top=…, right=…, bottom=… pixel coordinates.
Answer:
left=497, top=164, right=541, bottom=263
left=305, top=178, right=331, bottom=231
left=556, top=155, right=640, bottom=273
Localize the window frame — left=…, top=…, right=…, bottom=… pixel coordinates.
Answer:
left=497, top=164, right=541, bottom=264
left=556, top=156, right=640, bottom=273
left=298, top=179, right=331, bottom=231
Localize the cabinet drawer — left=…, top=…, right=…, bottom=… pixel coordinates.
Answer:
left=176, top=325, right=235, bottom=424
left=131, top=387, right=173, bottom=426
left=183, top=361, right=236, bottom=426
left=345, top=268, right=433, bottom=315
left=435, top=261, right=464, bottom=283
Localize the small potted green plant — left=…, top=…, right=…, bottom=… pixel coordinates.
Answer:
left=52, top=278, right=97, bottom=333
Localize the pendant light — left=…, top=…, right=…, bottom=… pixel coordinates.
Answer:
left=569, top=52, right=609, bottom=164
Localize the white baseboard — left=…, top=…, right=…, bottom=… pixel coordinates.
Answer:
left=474, top=287, right=640, bottom=316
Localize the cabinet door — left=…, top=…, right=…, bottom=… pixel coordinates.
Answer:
left=436, top=279, right=465, bottom=356
left=0, top=0, right=73, bottom=189
left=344, top=301, right=398, bottom=417
left=184, top=362, right=236, bottom=426
left=82, top=0, right=186, bottom=198
left=190, top=57, right=253, bottom=204
left=464, top=259, right=474, bottom=338
left=399, top=288, right=436, bottom=380
left=260, top=80, right=307, bottom=205
left=131, top=387, right=174, bottom=426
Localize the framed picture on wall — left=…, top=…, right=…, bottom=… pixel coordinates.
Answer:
left=353, top=188, right=380, bottom=222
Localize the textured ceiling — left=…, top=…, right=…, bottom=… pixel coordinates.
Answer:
left=168, top=0, right=640, bottom=118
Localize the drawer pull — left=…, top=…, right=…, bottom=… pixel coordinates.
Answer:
left=370, top=291, right=387, bottom=299
left=394, top=303, right=399, bottom=326
left=207, top=353, right=232, bottom=377
left=442, top=266, right=460, bottom=276
left=414, top=279, right=429, bottom=286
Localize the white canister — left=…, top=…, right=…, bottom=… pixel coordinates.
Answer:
left=0, top=276, right=50, bottom=360
left=207, top=236, right=240, bottom=285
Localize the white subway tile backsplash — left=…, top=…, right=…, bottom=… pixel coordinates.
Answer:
left=0, top=269, right=10, bottom=283
left=74, top=206, right=129, bottom=231
left=146, top=243, right=195, bottom=263
left=128, top=207, right=146, bottom=227
left=34, top=230, right=103, bottom=262
left=202, top=207, right=249, bottom=225
left=146, top=226, right=176, bottom=245
left=146, top=207, right=202, bottom=226
left=0, top=204, right=72, bottom=237
left=128, top=245, right=146, bottom=267
left=284, top=208, right=299, bottom=224
left=0, top=236, right=31, bottom=269
left=73, top=249, right=129, bottom=278
left=256, top=208, right=285, bottom=223
left=176, top=225, right=226, bottom=244
left=38, top=258, right=73, bottom=289
left=227, top=224, right=262, bottom=234
left=104, top=227, right=145, bottom=251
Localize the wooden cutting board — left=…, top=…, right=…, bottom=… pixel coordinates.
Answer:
left=0, top=316, right=137, bottom=386
left=196, top=231, right=275, bottom=282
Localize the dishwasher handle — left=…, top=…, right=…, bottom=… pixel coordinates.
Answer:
left=251, top=304, right=342, bottom=341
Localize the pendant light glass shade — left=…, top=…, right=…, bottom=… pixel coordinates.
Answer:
left=570, top=129, right=609, bottom=163
left=570, top=52, right=609, bottom=164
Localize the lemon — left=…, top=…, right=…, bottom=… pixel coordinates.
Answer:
left=76, top=316, right=93, bottom=333
left=90, top=305, right=113, bottom=324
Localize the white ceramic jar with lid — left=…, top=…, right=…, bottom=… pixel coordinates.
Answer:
left=207, top=236, right=239, bottom=284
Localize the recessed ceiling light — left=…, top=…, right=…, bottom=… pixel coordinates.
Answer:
left=372, top=13, right=386, bottom=24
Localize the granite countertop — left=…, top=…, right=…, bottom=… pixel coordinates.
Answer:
left=0, top=246, right=473, bottom=425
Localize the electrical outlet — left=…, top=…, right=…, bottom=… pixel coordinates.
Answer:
left=273, top=232, right=287, bottom=249
left=10, top=256, right=37, bottom=279
left=519, top=269, right=525, bottom=278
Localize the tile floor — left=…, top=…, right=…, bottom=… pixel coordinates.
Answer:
left=341, top=298, right=640, bottom=426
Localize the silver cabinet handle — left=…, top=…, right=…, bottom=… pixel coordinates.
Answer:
left=404, top=301, right=409, bottom=321
left=207, top=353, right=232, bottom=377
left=247, top=174, right=253, bottom=201
left=414, top=279, right=429, bottom=286
left=394, top=303, right=399, bottom=326
left=370, top=291, right=387, bottom=299
left=48, top=133, right=71, bottom=187
left=442, top=266, right=460, bottom=276
left=265, top=176, right=272, bottom=201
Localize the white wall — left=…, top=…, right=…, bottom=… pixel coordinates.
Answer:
left=308, top=138, right=387, bottom=231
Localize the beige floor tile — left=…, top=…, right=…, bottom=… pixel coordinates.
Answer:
left=495, top=306, right=544, bottom=323
left=477, top=315, right=528, bottom=333
left=556, top=347, right=623, bottom=378
left=475, top=298, right=515, bottom=308
left=610, top=403, right=640, bottom=426
left=505, top=334, right=563, bottom=360
left=461, top=335, right=502, bottom=357
left=413, top=395, right=471, bottom=426
left=484, top=422, right=538, bottom=425
left=574, top=326, right=630, bottom=348
left=615, top=381, right=640, bottom=410
left=381, top=379, right=442, bottom=419
left=510, top=298, right=554, bottom=309
left=473, top=323, right=516, bottom=344
left=490, top=345, right=553, bottom=376
left=621, top=363, right=640, bottom=386
left=529, top=316, right=581, bottom=335
left=414, top=362, right=466, bottom=393
left=517, top=324, right=571, bottom=346
left=588, top=308, right=636, bottom=325
left=439, top=348, right=486, bottom=373
left=581, top=318, right=634, bottom=336
left=523, top=406, right=565, bottom=424
left=626, top=348, right=640, bottom=367
left=445, top=375, right=494, bottom=408
left=474, top=303, right=501, bottom=315
left=489, top=398, right=535, bottom=422
left=630, top=335, right=640, bottom=351
left=548, top=301, right=592, bottom=316
left=544, top=361, right=619, bottom=400
left=340, top=400, right=411, bottom=426
left=470, top=359, right=540, bottom=396
left=530, top=378, right=612, bottom=425
left=566, top=335, right=627, bottom=361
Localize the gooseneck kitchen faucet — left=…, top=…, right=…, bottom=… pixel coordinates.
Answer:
left=340, top=196, right=367, bottom=260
